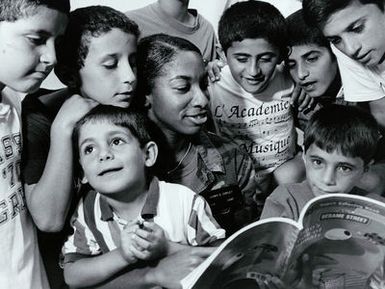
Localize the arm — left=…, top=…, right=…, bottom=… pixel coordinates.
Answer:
left=64, top=249, right=134, bottom=288
left=88, top=247, right=216, bottom=289
left=25, top=95, right=97, bottom=232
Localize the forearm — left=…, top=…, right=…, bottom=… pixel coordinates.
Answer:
left=64, top=249, right=132, bottom=288
left=25, top=126, right=74, bottom=232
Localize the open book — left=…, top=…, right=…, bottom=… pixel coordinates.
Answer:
left=182, top=193, right=385, bottom=289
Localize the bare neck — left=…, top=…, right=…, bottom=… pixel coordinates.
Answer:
left=158, top=0, right=193, bottom=24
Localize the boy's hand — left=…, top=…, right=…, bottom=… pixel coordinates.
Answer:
left=146, top=246, right=216, bottom=289
left=119, top=221, right=140, bottom=264
left=132, top=221, right=168, bottom=261
left=207, top=59, right=225, bottom=82
left=290, top=85, right=315, bottom=112
left=52, top=94, right=97, bottom=134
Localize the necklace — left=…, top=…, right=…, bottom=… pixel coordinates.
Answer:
left=167, top=142, right=192, bottom=175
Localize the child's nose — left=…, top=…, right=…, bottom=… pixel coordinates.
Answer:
left=297, top=64, right=309, bottom=80
left=248, top=60, right=261, bottom=76
left=121, top=61, right=136, bottom=86
left=322, top=167, right=336, bottom=186
left=40, top=41, right=57, bottom=66
left=98, top=148, right=114, bottom=162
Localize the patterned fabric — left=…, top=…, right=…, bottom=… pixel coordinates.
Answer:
left=0, top=88, right=49, bottom=289
left=165, top=131, right=261, bottom=234
left=209, top=65, right=297, bottom=190
left=62, top=178, right=225, bottom=263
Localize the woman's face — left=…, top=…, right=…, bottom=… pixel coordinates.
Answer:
left=146, top=50, right=209, bottom=136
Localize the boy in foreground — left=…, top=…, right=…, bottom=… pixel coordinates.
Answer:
left=261, top=104, right=384, bottom=288
left=0, top=0, right=69, bottom=287
left=62, top=106, right=225, bottom=288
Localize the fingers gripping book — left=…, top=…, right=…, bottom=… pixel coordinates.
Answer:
left=182, top=194, right=385, bottom=289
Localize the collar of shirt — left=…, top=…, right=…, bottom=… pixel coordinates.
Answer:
left=98, top=177, right=160, bottom=223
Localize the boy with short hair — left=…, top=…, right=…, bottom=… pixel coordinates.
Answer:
left=302, top=0, right=385, bottom=131
left=21, top=6, right=140, bottom=287
left=0, top=0, right=69, bottom=287
left=261, top=104, right=385, bottom=288
left=62, top=105, right=225, bottom=288
left=261, top=104, right=382, bottom=220
left=209, top=0, right=304, bottom=195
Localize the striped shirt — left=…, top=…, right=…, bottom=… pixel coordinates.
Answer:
left=62, top=178, right=225, bottom=263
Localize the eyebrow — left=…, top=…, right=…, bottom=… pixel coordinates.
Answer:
left=302, top=50, right=320, bottom=58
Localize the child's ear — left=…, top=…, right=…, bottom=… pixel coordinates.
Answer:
left=143, top=141, right=158, bottom=167
left=216, top=44, right=227, bottom=64
left=144, top=94, right=153, bottom=109
left=81, top=175, right=88, bottom=184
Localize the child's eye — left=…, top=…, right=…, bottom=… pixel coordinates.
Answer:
left=307, top=56, right=319, bottom=63
left=328, top=37, right=341, bottom=45
left=259, top=56, right=273, bottom=63
left=236, top=57, right=248, bottom=63
left=351, top=24, right=364, bottom=34
left=83, top=145, right=94, bottom=155
left=103, top=61, right=118, bottom=70
left=111, top=138, right=124, bottom=146
left=286, top=61, right=296, bottom=69
left=311, top=159, right=323, bottom=167
left=175, top=85, right=190, bottom=93
left=26, top=35, right=46, bottom=46
left=338, top=165, right=353, bottom=173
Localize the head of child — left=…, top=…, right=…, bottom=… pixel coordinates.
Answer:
left=135, top=33, right=209, bottom=137
left=303, top=104, right=379, bottom=196
left=73, top=105, right=158, bottom=198
left=55, top=5, right=139, bottom=108
left=302, top=0, right=385, bottom=70
left=218, top=0, right=288, bottom=95
left=286, top=9, right=339, bottom=98
left=0, top=0, right=69, bottom=93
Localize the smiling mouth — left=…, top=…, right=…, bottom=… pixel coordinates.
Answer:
left=244, top=76, right=264, bottom=84
left=98, top=167, right=122, bottom=176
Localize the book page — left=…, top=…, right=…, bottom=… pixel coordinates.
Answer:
left=182, top=217, right=300, bottom=289
left=287, top=194, right=385, bottom=289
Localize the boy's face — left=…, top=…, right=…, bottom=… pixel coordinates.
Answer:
left=147, top=51, right=208, bottom=136
left=0, top=6, right=67, bottom=93
left=288, top=44, right=338, bottom=97
left=322, top=1, right=385, bottom=70
left=225, top=38, right=281, bottom=95
left=304, top=144, right=366, bottom=196
left=79, top=28, right=137, bottom=108
left=78, top=121, right=154, bottom=195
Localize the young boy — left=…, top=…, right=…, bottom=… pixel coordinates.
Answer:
left=302, top=0, right=385, bottom=132
left=261, top=104, right=384, bottom=289
left=0, top=0, right=69, bottom=288
left=261, top=104, right=382, bottom=219
left=286, top=8, right=385, bottom=196
left=208, top=0, right=304, bottom=195
left=21, top=6, right=139, bottom=287
left=62, top=105, right=225, bottom=288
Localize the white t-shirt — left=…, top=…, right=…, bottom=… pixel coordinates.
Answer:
left=209, top=65, right=296, bottom=184
left=0, top=88, right=49, bottom=289
left=331, top=45, right=385, bottom=102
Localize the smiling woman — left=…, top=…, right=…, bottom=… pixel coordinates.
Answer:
left=134, top=34, right=261, bottom=234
